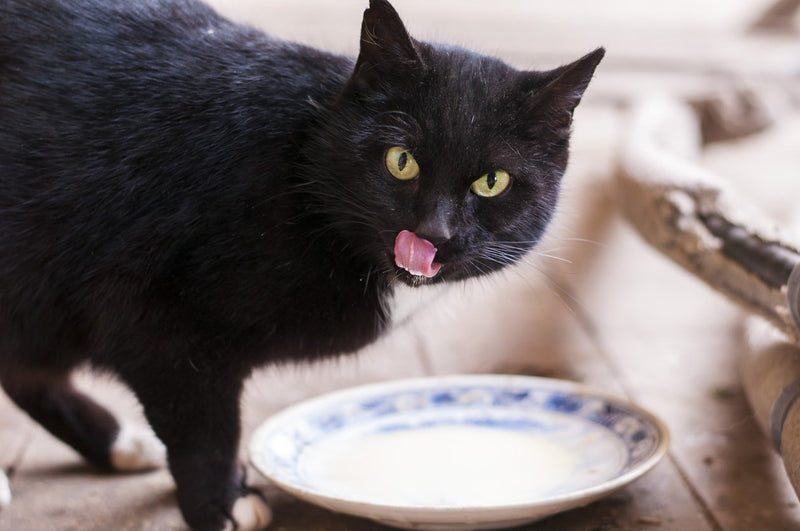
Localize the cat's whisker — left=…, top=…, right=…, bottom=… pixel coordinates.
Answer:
left=526, top=251, right=572, bottom=264
left=549, top=236, right=607, bottom=248
left=481, top=241, right=573, bottom=266
left=520, top=260, right=591, bottom=324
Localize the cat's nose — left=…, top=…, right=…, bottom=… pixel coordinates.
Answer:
left=414, top=217, right=452, bottom=246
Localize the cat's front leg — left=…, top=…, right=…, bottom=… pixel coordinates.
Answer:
left=122, top=367, right=270, bottom=531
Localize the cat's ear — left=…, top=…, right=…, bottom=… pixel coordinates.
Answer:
left=522, top=48, right=605, bottom=137
left=350, top=0, right=424, bottom=91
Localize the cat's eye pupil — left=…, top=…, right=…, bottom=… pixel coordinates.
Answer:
left=398, top=151, right=408, bottom=172
left=486, top=171, right=497, bottom=189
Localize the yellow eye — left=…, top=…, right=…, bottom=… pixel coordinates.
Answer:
left=385, top=146, right=420, bottom=181
left=471, top=170, right=511, bottom=197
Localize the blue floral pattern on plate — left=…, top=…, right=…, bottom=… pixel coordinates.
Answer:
left=250, top=375, right=669, bottom=531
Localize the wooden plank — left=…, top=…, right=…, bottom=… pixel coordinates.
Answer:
left=581, top=217, right=800, bottom=530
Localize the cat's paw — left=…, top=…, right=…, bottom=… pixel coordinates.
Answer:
left=0, top=470, right=11, bottom=509
left=223, top=493, right=272, bottom=531
left=110, top=423, right=166, bottom=472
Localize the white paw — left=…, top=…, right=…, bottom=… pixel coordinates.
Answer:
left=0, top=470, right=11, bottom=509
left=223, top=493, right=272, bottom=531
left=110, top=423, right=166, bottom=472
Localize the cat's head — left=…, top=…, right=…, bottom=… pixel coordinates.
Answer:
left=306, top=0, right=603, bottom=286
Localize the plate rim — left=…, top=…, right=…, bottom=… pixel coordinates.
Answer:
left=249, top=373, right=670, bottom=520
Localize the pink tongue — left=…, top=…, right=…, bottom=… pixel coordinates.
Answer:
left=394, top=230, right=442, bottom=278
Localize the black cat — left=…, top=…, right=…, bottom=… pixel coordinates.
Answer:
left=0, top=0, right=603, bottom=529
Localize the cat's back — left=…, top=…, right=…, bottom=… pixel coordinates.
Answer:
left=0, top=0, right=351, bottom=349
left=0, top=0, right=225, bottom=66
left=0, top=0, right=346, bottom=136
left=0, top=0, right=263, bottom=53
left=0, top=0, right=349, bottom=215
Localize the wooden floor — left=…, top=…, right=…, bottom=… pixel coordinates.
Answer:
left=2, top=1, right=800, bottom=530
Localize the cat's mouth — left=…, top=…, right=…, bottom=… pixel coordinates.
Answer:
left=393, top=230, right=442, bottom=280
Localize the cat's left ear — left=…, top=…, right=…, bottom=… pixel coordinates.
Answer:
left=350, top=0, right=424, bottom=92
left=522, top=48, right=605, bottom=137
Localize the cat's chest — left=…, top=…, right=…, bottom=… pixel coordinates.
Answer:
left=382, top=281, right=450, bottom=329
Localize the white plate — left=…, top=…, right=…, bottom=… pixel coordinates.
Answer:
left=250, top=374, right=669, bottom=530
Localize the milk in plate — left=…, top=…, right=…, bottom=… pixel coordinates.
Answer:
left=299, top=423, right=624, bottom=507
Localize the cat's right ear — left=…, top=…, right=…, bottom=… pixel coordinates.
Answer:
left=521, top=48, right=605, bottom=139
left=349, top=0, right=424, bottom=92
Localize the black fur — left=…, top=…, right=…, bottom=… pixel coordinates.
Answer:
left=0, top=0, right=603, bottom=529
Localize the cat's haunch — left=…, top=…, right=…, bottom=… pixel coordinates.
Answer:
left=0, top=0, right=603, bottom=529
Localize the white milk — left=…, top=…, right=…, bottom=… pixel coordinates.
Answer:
left=299, top=424, right=617, bottom=507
